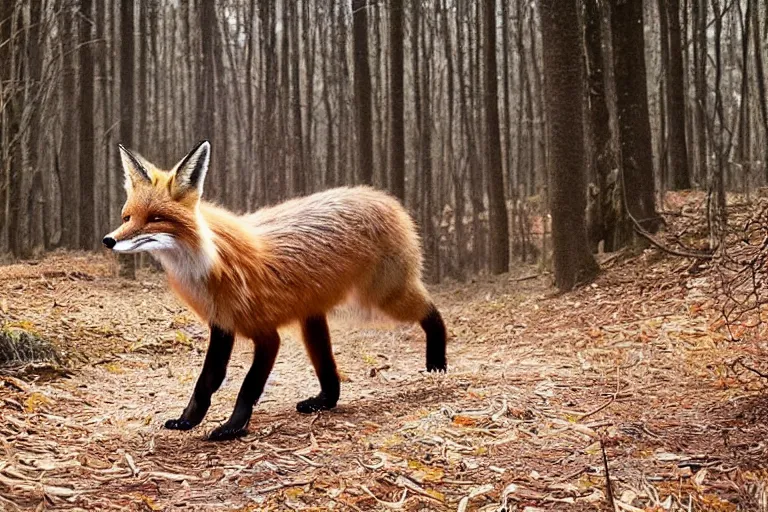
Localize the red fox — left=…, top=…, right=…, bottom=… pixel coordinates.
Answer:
left=103, top=141, right=447, bottom=441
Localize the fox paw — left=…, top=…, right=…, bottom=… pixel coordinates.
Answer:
left=296, top=395, right=337, bottom=414
left=164, top=418, right=198, bottom=430
left=207, top=424, right=248, bottom=441
left=426, top=362, right=447, bottom=373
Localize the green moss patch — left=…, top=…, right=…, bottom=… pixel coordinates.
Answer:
left=0, top=325, right=61, bottom=368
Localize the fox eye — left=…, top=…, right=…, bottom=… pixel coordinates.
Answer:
left=149, top=215, right=164, bottom=223
left=122, top=215, right=131, bottom=223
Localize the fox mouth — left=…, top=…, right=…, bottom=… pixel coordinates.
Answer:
left=127, top=237, right=157, bottom=251
left=111, top=234, right=177, bottom=253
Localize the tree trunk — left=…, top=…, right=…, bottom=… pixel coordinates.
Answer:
left=0, top=0, right=11, bottom=253
left=353, top=0, right=374, bottom=186
left=584, top=0, right=618, bottom=252
left=751, top=0, right=768, bottom=183
left=119, top=0, right=136, bottom=278
left=610, top=0, right=659, bottom=237
left=694, top=0, right=708, bottom=184
left=212, top=3, right=228, bottom=200
left=666, top=0, right=691, bottom=189
left=736, top=0, right=752, bottom=192
left=3, top=2, right=25, bottom=256
left=60, top=1, right=80, bottom=250
left=79, top=0, right=95, bottom=250
left=303, top=0, right=315, bottom=193
left=540, top=0, right=599, bottom=291
left=483, top=0, right=509, bottom=274
left=290, top=0, right=305, bottom=196
left=26, top=0, right=45, bottom=255
left=419, top=3, right=436, bottom=282
left=198, top=0, right=216, bottom=197
left=710, top=0, right=727, bottom=244
left=457, top=0, right=484, bottom=272
left=389, top=0, right=405, bottom=201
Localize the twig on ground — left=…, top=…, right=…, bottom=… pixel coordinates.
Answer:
left=577, top=396, right=616, bottom=423
left=733, top=357, right=768, bottom=379
left=579, top=366, right=621, bottom=422
left=513, top=273, right=548, bottom=282
left=255, top=479, right=314, bottom=495
left=601, top=438, right=617, bottom=512
left=360, top=486, right=407, bottom=510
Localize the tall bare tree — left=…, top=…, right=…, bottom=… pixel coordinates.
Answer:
left=80, top=0, right=96, bottom=250
left=119, top=0, right=136, bottom=278
left=751, top=0, right=768, bottom=182
left=198, top=0, right=216, bottom=196
left=484, top=0, right=509, bottom=274
left=353, top=0, right=373, bottom=186
left=389, top=0, right=405, bottom=201
left=60, top=0, right=80, bottom=250
left=610, top=0, right=659, bottom=239
left=584, top=0, right=617, bottom=251
left=665, top=0, right=691, bottom=190
left=541, top=0, right=598, bottom=290
left=693, top=0, right=707, bottom=184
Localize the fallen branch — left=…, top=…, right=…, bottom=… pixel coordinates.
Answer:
left=633, top=224, right=713, bottom=260
left=513, top=273, right=548, bottom=282
left=733, top=357, right=768, bottom=379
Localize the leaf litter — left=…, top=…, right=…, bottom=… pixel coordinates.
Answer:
left=0, top=193, right=767, bottom=510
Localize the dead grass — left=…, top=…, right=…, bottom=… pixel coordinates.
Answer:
left=0, top=199, right=767, bottom=511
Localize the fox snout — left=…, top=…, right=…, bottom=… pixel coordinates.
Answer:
left=103, top=236, right=117, bottom=249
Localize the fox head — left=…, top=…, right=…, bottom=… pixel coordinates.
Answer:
left=103, top=141, right=211, bottom=255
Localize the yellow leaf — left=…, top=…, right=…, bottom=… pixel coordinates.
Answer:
left=24, top=392, right=52, bottom=412
left=426, top=489, right=445, bottom=501
left=584, top=441, right=601, bottom=456
left=175, top=330, right=192, bottom=346
left=380, top=434, right=404, bottom=448
left=139, top=495, right=162, bottom=511
left=104, top=362, right=124, bottom=374
left=284, top=487, right=305, bottom=499
left=422, top=467, right=444, bottom=482
left=408, top=460, right=445, bottom=483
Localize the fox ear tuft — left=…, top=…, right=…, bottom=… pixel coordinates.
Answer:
left=119, top=144, right=151, bottom=193
left=172, top=140, right=210, bottom=198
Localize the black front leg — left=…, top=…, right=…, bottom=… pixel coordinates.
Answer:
left=165, top=325, right=234, bottom=431
left=208, top=329, right=280, bottom=441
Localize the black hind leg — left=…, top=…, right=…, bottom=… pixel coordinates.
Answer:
left=296, top=315, right=340, bottom=414
left=165, top=325, right=234, bottom=431
left=420, top=304, right=447, bottom=372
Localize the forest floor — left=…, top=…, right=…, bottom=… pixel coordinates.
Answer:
left=1, top=194, right=768, bottom=511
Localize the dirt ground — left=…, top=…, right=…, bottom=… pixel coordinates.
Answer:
left=1, top=237, right=767, bottom=510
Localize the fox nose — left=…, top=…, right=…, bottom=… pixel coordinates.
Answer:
left=102, top=236, right=116, bottom=249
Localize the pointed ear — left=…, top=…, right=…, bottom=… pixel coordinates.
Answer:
left=171, top=140, right=210, bottom=198
left=119, top=144, right=151, bottom=193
